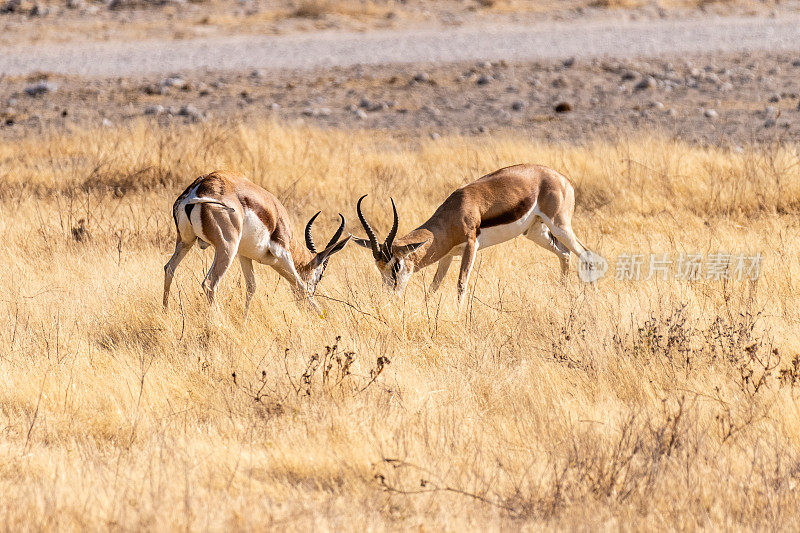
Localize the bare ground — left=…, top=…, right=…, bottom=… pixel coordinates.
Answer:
left=2, top=51, right=799, bottom=145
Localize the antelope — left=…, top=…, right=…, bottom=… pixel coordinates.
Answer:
left=352, top=164, right=594, bottom=305
left=163, top=170, right=351, bottom=318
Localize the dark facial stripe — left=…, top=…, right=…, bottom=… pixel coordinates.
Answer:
left=480, top=196, right=535, bottom=228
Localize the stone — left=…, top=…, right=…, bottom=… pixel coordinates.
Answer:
left=511, top=100, right=525, bottom=111
left=703, top=108, right=718, bottom=119
left=768, top=93, right=781, bottom=103
left=24, top=81, right=57, bottom=96
left=144, top=104, right=165, bottom=115
left=554, top=102, right=572, bottom=113
left=476, top=75, right=492, bottom=85
left=634, top=76, right=656, bottom=91
left=413, top=72, right=430, bottom=83
left=178, top=104, right=202, bottom=120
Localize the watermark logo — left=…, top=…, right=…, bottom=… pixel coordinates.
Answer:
left=579, top=252, right=761, bottom=283
left=578, top=251, right=609, bottom=283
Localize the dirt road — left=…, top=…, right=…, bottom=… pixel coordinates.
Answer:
left=3, top=15, right=800, bottom=76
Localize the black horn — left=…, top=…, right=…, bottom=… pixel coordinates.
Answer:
left=356, top=195, right=382, bottom=261
left=384, top=197, right=399, bottom=254
left=325, top=214, right=346, bottom=250
left=304, top=211, right=321, bottom=252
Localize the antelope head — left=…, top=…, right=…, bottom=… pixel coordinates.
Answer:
left=352, top=195, right=427, bottom=293
left=299, top=212, right=351, bottom=296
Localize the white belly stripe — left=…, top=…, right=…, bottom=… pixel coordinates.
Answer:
left=448, top=202, right=539, bottom=256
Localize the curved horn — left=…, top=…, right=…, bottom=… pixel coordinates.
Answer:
left=325, top=214, right=346, bottom=250
left=304, top=211, right=321, bottom=252
left=384, top=197, right=399, bottom=253
left=356, top=195, right=381, bottom=261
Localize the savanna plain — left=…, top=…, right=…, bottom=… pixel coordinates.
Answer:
left=1, top=118, right=800, bottom=530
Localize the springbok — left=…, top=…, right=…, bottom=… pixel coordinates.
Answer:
left=352, top=164, right=594, bottom=305
left=163, top=170, right=351, bottom=318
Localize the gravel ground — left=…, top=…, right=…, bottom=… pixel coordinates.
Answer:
left=2, top=16, right=800, bottom=77
left=3, top=50, right=799, bottom=145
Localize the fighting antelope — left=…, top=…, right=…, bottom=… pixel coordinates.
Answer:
left=163, top=170, right=351, bottom=318
left=353, top=164, right=593, bottom=305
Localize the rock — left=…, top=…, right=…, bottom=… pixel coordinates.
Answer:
left=29, top=3, right=50, bottom=16
left=270, top=103, right=280, bottom=111
left=690, top=68, right=701, bottom=77
left=66, top=0, right=85, bottom=8
left=511, top=100, right=525, bottom=111
left=178, top=104, right=202, bottom=120
left=430, top=133, right=440, bottom=140
left=768, top=93, right=781, bottom=103
left=318, top=107, right=331, bottom=117
left=102, top=118, right=113, bottom=127
left=621, top=71, right=636, bottom=81
left=413, top=72, right=430, bottom=83
left=160, top=77, right=186, bottom=90
left=480, top=61, right=493, bottom=69
left=634, top=76, right=656, bottom=91
left=554, top=102, right=572, bottom=113
left=144, top=105, right=165, bottom=115
left=703, top=108, right=718, bottom=119
left=476, top=75, right=492, bottom=85
left=551, top=76, right=567, bottom=88
left=0, top=0, right=20, bottom=13
left=359, top=97, right=372, bottom=109
left=765, top=106, right=778, bottom=118
left=764, top=119, right=776, bottom=128
left=792, top=59, right=800, bottom=67
left=667, top=108, right=677, bottom=117
left=24, top=81, right=57, bottom=97
left=562, top=57, right=575, bottom=68
left=651, top=101, right=664, bottom=110
left=421, top=105, right=441, bottom=116
left=719, top=82, right=733, bottom=92
left=355, top=109, right=368, bottom=120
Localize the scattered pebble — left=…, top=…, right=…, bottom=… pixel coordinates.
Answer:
left=24, top=81, right=57, bottom=97
left=562, top=57, right=575, bottom=68
left=554, top=102, right=572, bottom=113
left=355, top=109, right=368, bottom=120
left=413, top=72, right=430, bottom=83
left=703, top=108, right=718, bottom=119
left=144, top=104, right=165, bottom=115
left=511, top=100, right=525, bottom=111
left=476, top=75, right=492, bottom=85
left=768, top=93, right=781, bottom=103
left=160, top=77, right=187, bottom=90
left=178, top=104, right=202, bottom=120
left=634, top=76, right=656, bottom=91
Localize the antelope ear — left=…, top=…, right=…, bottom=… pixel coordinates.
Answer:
left=350, top=235, right=373, bottom=250
left=393, top=240, right=428, bottom=258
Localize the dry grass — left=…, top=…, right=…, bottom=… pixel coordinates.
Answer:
left=1, top=120, right=800, bottom=530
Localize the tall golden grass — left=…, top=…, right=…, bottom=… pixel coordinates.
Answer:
left=1, top=120, right=799, bottom=530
